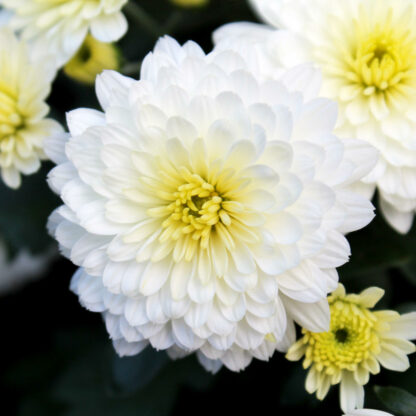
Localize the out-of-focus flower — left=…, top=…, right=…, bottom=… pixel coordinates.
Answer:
left=1, top=0, right=128, bottom=67
left=215, top=0, right=416, bottom=234
left=170, top=0, right=209, bottom=7
left=64, top=35, right=120, bottom=85
left=0, top=29, right=63, bottom=188
left=0, top=239, right=56, bottom=295
left=286, top=284, right=416, bottom=412
left=345, top=410, right=394, bottom=416
left=46, top=36, right=377, bottom=372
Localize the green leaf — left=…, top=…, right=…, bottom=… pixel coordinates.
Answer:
left=374, top=386, right=416, bottom=416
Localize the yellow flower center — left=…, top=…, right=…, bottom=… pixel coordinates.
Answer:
left=157, top=167, right=232, bottom=251
left=135, top=153, right=264, bottom=266
left=321, top=5, right=416, bottom=99
left=0, top=81, right=23, bottom=151
left=302, top=299, right=381, bottom=374
left=350, top=20, right=416, bottom=95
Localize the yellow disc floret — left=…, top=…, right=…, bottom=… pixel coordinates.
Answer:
left=148, top=167, right=233, bottom=252
left=318, top=2, right=416, bottom=110
left=301, top=297, right=380, bottom=374
left=351, top=7, right=416, bottom=95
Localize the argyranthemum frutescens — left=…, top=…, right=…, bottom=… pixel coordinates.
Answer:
left=0, top=29, right=63, bottom=188
left=215, top=0, right=416, bottom=234
left=0, top=0, right=128, bottom=66
left=287, top=284, right=416, bottom=412
left=46, top=36, right=378, bottom=372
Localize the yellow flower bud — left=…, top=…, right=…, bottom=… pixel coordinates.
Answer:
left=170, top=0, right=208, bottom=8
left=64, top=35, right=120, bottom=85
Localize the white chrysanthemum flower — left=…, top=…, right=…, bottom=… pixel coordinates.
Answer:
left=345, top=411, right=394, bottom=416
left=215, top=0, right=416, bottom=234
left=0, top=239, right=56, bottom=295
left=1, top=0, right=128, bottom=66
left=0, top=29, right=63, bottom=188
left=46, top=36, right=377, bottom=372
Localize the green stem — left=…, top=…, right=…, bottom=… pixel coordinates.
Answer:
left=124, top=2, right=164, bottom=38
left=162, top=11, right=184, bottom=34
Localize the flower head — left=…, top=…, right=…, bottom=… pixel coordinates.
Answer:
left=47, top=36, right=377, bottom=372
left=0, top=29, right=63, bottom=188
left=1, top=0, right=128, bottom=66
left=287, top=284, right=416, bottom=412
left=215, top=0, right=416, bottom=233
left=64, top=35, right=120, bottom=85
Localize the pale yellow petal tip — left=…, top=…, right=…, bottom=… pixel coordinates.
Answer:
left=358, top=286, right=385, bottom=308
left=64, top=35, right=120, bottom=85
left=285, top=340, right=306, bottom=362
left=170, top=0, right=209, bottom=7
left=331, top=283, right=346, bottom=298
left=265, top=333, right=276, bottom=343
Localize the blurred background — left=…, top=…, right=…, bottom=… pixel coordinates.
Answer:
left=1, top=1, right=415, bottom=414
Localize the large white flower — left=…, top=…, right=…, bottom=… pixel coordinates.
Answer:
left=46, top=36, right=377, bottom=372
left=0, top=0, right=128, bottom=66
left=215, top=0, right=416, bottom=234
left=0, top=29, right=63, bottom=188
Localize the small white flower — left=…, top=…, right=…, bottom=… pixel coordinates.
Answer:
left=216, top=0, right=416, bottom=234
left=1, top=0, right=128, bottom=66
left=0, top=29, right=63, bottom=188
left=345, top=410, right=394, bottom=416
left=47, top=36, right=377, bottom=372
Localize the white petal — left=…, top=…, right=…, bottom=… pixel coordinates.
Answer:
left=90, top=11, right=128, bottom=42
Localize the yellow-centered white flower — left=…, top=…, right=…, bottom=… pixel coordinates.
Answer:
left=46, top=37, right=377, bottom=372
left=0, top=0, right=128, bottom=66
left=287, top=284, right=416, bottom=412
left=215, top=0, right=416, bottom=233
left=0, top=29, right=63, bottom=188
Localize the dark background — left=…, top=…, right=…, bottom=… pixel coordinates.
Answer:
left=0, top=1, right=415, bottom=414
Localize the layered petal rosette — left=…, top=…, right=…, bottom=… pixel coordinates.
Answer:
left=216, top=0, right=416, bottom=233
left=47, top=37, right=377, bottom=372
left=1, top=0, right=128, bottom=66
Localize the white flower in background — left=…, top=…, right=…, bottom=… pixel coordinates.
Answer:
left=0, top=239, right=56, bottom=295
left=215, top=0, right=416, bottom=234
left=0, top=29, right=63, bottom=188
left=46, top=36, right=377, bottom=372
left=345, top=411, right=394, bottom=416
left=0, top=0, right=128, bottom=66
left=287, top=284, right=416, bottom=412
